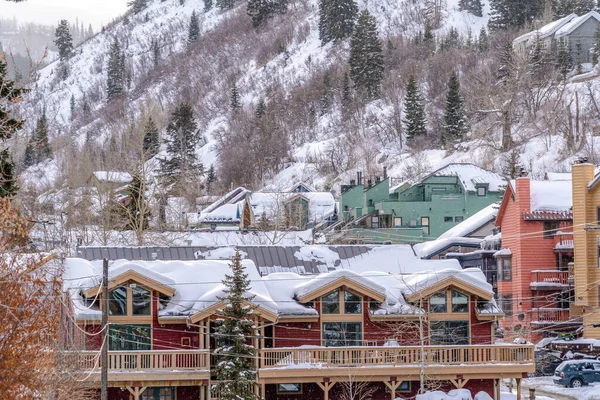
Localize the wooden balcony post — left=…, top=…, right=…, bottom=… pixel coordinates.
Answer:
left=516, top=378, right=522, bottom=400
left=317, top=380, right=335, bottom=400
left=384, top=380, right=400, bottom=400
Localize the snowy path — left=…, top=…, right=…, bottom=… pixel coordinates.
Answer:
left=520, top=376, right=599, bottom=400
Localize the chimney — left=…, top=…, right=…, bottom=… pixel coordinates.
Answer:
left=520, top=167, right=528, bottom=177
left=357, top=171, right=361, bottom=186
left=572, top=161, right=594, bottom=307
left=375, top=176, right=381, bottom=184
left=358, top=171, right=363, bottom=186
left=367, top=179, right=372, bottom=188
left=350, top=179, right=356, bottom=186
left=515, top=176, right=531, bottom=214
left=383, top=166, right=388, bottom=179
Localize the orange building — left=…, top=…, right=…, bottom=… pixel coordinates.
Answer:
left=495, top=177, right=578, bottom=342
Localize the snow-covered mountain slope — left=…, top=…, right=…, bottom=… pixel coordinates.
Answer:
left=13, top=0, right=599, bottom=200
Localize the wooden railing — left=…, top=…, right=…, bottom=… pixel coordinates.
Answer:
left=259, top=345, right=534, bottom=369
left=531, top=308, right=570, bottom=323
left=59, top=350, right=210, bottom=371
left=531, top=270, right=570, bottom=286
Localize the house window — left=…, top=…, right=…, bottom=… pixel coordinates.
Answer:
left=455, top=216, right=464, bottom=222
left=430, top=320, right=469, bottom=345
left=277, top=384, right=302, bottom=394
left=477, top=187, right=487, bottom=196
left=544, top=221, right=559, bottom=239
left=451, top=290, right=469, bottom=313
left=371, top=216, right=379, bottom=228
left=394, top=217, right=402, bottom=227
left=322, top=322, right=362, bottom=346
left=141, top=387, right=175, bottom=400
left=321, top=290, right=340, bottom=314
left=430, top=291, right=447, bottom=313
left=498, top=294, right=513, bottom=316
left=108, top=286, right=128, bottom=316
left=498, top=258, right=512, bottom=281
left=444, top=216, right=453, bottom=223
left=385, top=381, right=411, bottom=392
left=344, top=291, right=362, bottom=314
left=132, top=286, right=151, bottom=315
left=109, top=324, right=151, bottom=351
left=421, top=217, right=430, bottom=236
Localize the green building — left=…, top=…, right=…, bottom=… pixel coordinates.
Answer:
left=336, top=163, right=505, bottom=243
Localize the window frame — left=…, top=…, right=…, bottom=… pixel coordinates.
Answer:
left=320, top=289, right=363, bottom=316
left=421, top=216, right=430, bottom=236
left=322, top=321, right=363, bottom=347
left=321, top=290, right=341, bottom=314
left=444, top=216, right=453, bottom=223
left=105, top=283, right=154, bottom=318
left=429, top=288, right=470, bottom=315
left=477, top=187, right=487, bottom=196
left=497, top=257, right=512, bottom=281
left=276, top=383, right=303, bottom=394
left=454, top=216, right=464, bottom=223
left=430, top=320, right=470, bottom=345
left=543, top=221, right=560, bottom=239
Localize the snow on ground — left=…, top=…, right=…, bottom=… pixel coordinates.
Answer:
left=522, top=376, right=600, bottom=400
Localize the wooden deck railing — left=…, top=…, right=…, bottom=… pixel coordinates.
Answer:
left=259, top=344, right=534, bottom=369
left=531, top=270, right=570, bottom=285
left=531, top=308, right=570, bottom=323
left=59, top=350, right=210, bottom=371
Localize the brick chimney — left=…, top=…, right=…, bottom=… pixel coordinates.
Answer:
left=514, top=176, right=531, bottom=214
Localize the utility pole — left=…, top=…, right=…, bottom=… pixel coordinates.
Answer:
left=101, top=258, right=108, bottom=400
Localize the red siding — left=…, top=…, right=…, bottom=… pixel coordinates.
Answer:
left=275, top=322, right=320, bottom=347
left=471, top=296, right=493, bottom=345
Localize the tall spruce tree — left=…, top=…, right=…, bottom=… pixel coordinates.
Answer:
left=106, top=38, right=125, bottom=101
left=143, top=117, right=160, bottom=157
left=348, top=10, right=384, bottom=99
left=213, top=250, right=260, bottom=400
left=458, top=0, right=483, bottom=16
left=151, top=38, right=160, bottom=67
left=54, top=20, right=74, bottom=61
left=23, top=111, right=51, bottom=167
left=403, top=74, right=427, bottom=142
left=593, top=24, right=600, bottom=66
left=247, top=0, right=287, bottom=27
left=188, top=10, right=200, bottom=43
left=0, top=59, right=24, bottom=198
left=319, top=0, right=357, bottom=43
left=478, top=27, right=489, bottom=52
left=575, top=34, right=583, bottom=74
left=204, top=0, right=213, bottom=11
left=128, top=0, right=148, bottom=14
left=230, top=83, right=241, bottom=112
left=489, top=0, right=539, bottom=30
left=318, top=0, right=331, bottom=42
left=442, top=71, right=468, bottom=146
left=159, top=103, right=203, bottom=189
left=557, top=37, right=571, bottom=79
left=123, top=169, right=150, bottom=231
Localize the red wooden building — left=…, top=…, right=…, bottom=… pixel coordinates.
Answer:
left=62, top=246, right=534, bottom=400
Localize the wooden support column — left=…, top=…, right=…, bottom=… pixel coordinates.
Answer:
left=316, top=380, right=335, bottom=400
left=206, top=319, right=211, bottom=349
left=199, top=320, right=205, bottom=350
left=125, top=386, right=147, bottom=400
left=200, top=383, right=205, bottom=400
left=516, top=378, right=522, bottom=400
left=383, top=380, right=401, bottom=400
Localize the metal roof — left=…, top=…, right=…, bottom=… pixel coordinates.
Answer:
left=76, top=245, right=376, bottom=275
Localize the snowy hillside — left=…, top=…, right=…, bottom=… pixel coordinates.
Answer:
left=13, top=0, right=600, bottom=204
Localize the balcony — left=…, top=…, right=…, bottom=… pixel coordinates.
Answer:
left=258, top=344, right=534, bottom=382
left=530, top=270, right=571, bottom=290
left=530, top=308, right=571, bottom=324
left=59, top=350, right=210, bottom=385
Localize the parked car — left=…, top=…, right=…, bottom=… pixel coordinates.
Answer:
left=533, top=350, right=563, bottom=376
left=553, top=360, right=600, bottom=387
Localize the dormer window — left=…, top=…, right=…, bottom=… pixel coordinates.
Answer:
left=429, top=289, right=469, bottom=313
left=321, top=289, right=362, bottom=315
left=108, top=284, right=151, bottom=316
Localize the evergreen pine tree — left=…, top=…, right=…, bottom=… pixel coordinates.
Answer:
left=442, top=71, right=468, bottom=146
left=254, top=99, right=266, bottom=118
left=247, top=0, right=268, bottom=28
left=0, top=149, right=18, bottom=198
left=23, top=136, right=34, bottom=168
left=328, top=0, right=358, bottom=41
left=557, top=37, right=571, bottom=79
left=213, top=250, right=260, bottom=400
left=459, top=0, right=483, bottom=16
left=25, top=111, right=51, bottom=166
left=216, top=0, right=236, bottom=10
left=188, top=11, right=200, bottom=43
left=318, top=0, right=331, bottom=43
left=478, top=27, right=488, bottom=52
left=403, top=74, right=427, bottom=142
left=142, top=117, right=160, bottom=158
left=206, top=163, right=216, bottom=192
left=204, top=0, right=213, bottom=11
left=423, top=20, right=434, bottom=44
left=575, top=34, right=583, bottom=74
left=128, top=0, right=147, bottom=14
left=489, top=0, right=539, bottom=30
left=348, top=10, right=384, bottom=99
left=54, top=19, right=74, bottom=61
left=230, top=83, right=241, bottom=112
left=106, top=38, right=125, bottom=101
left=159, top=103, right=203, bottom=189
left=124, top=169, right=150, bottom=231
left=503, top=148, right=522, bottom=179
left=70, top=95, right=76, bottom=118
left=151, top=38, right=160, bottom=67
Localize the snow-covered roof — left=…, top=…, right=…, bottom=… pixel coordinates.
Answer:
left=427, top=163, right=506, bottom=192
left=413, top=237, right=483, bottom=259
left=529, top=180, right=572, bottom=212
left=513, top=14, right=577, bottom=45
left=201, top=187, right=250, bottom=215
left=547, top=172, right=572, bottom=181
left=64, top=245, right=495, bottom=320
left=494, top=248, right=512, bottom=257
left=438, top=203, right=499, bottom=240
left=555, top=11, right=600, bottom=37
left=200, top=203, right=241, bottom=223
left=92, top=171, right=132, bottom=184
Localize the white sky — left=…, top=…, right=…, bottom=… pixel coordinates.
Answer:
left=2, top=0, right=129, bottom=30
